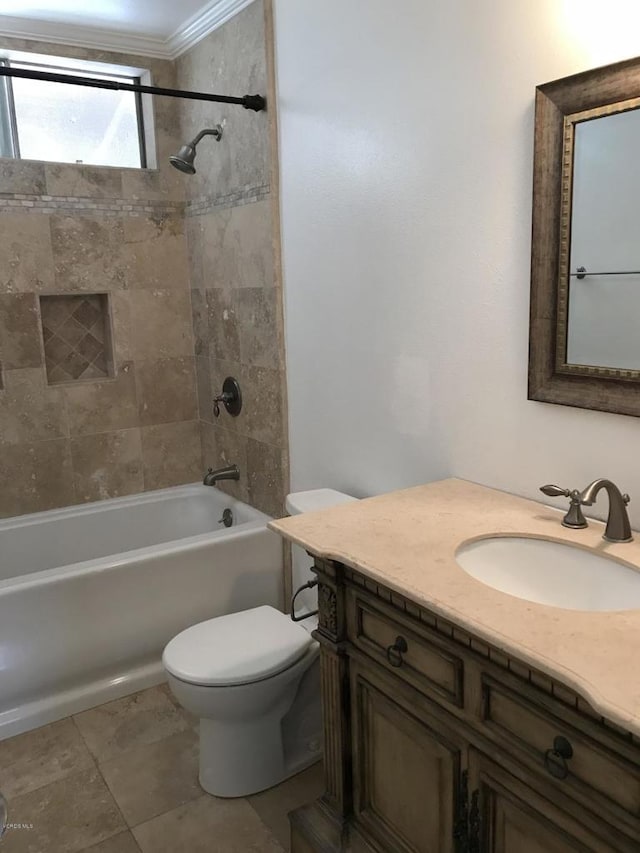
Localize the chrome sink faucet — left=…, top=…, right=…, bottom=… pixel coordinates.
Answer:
left=203, top=464, right=240, bottom=486
left=540, top=479, right=632, bottom=543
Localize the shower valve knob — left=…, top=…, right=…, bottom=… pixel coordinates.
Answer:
left=212, top=376, right=242, bottom=418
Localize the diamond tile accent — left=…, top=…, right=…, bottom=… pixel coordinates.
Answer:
left=40, top=294, right=114, bottom=385
left=77, top=332, right=104, bottom=363
left=62, top=349, right=91, bottom=379
left=73, top=298, right=102, bottom=330
left=90, top=319, right=106, bottom=344
left=45, top=335, right=73, bottom=366
left=58, top=316, right=87, bottom=348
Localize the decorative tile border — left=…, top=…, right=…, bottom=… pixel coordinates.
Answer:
left=185, top=182, right=270, bottom=217
left=0, top=194, right=185, bottom=218
left=0, top=184, right=270, bottom=217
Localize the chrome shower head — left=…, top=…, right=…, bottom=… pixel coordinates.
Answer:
left=169, top=125, right=223, bottom=175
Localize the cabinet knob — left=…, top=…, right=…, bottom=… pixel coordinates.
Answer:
left=544, top=735, right=573, bottom=779
left=386, top=635, right=408, bottom=667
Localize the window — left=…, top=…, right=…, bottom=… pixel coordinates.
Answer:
left=0, top=53, right=147, bottom=169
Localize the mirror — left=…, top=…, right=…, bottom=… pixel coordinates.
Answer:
left=529, top=56, right=640, bottom=417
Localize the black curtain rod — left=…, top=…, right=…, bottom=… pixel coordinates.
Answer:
left=0, top=65, right=266, bottom=111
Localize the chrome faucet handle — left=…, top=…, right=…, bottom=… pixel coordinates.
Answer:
left=540, top=485, right=588, bottom=529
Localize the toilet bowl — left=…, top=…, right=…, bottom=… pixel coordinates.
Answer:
left=163, top=488, right=357, bottom=797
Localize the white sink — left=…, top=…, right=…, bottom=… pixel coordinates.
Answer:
left=456, top=536, right=640, bottom=611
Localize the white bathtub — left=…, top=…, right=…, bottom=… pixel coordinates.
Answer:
left=0, top=484, right=283, bottom=739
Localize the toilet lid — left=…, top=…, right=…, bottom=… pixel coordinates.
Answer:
left=163, top=605, right=314, bottom=686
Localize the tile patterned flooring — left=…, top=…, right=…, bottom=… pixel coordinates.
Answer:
left=0, top=685, right=324, bottom=852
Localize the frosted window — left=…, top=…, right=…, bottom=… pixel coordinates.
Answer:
left=6, top=62, right=143, bottom=168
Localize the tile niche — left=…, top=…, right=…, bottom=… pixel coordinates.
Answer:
left=40, top=293, right=115, bottom=385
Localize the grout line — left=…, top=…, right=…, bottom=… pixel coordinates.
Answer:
left=63, top=418, right=198, bottom=441
left=127, top=793, right=209, bottom=843
left=244, top=799, right=290, bottom=853
left=93, top=764, right=133, bottom=842
left=130, top=352, right=145, bottom=494
left=69, top=713, right=101, bottom=762
left=95, top=726, right=203, bottom=830
left=126, top=831, right=145, bottom=853
left=0, top=761, right=100, bottom=810
left=77, top=829, right=144, bottom=853
left=208, top=420, right=287, bottom=454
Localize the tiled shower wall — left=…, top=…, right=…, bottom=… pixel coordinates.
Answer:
left=0, top=41, right=200, bottom=518
left=177, top=0, right=289, bottom=518
left=0, top=1, right=288, bottom=520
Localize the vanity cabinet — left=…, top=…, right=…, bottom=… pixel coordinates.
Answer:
left=350, top=659, right=465, bottom=852
left=290, top=559, right=640, bottom=853
left=467, top=749, right=608, bottom=853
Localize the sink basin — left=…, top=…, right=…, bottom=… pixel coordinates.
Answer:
left=456, top=536, right=640, bottom=611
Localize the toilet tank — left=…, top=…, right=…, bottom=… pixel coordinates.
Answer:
left=286, top=489, right=357, bottom=616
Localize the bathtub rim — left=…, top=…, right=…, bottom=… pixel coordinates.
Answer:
left=0, top=481, right=267, bottom=532
left=0, top=483, right=279, bottom=593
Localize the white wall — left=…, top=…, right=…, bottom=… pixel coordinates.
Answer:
left=273, top=0, right=640, bottom=526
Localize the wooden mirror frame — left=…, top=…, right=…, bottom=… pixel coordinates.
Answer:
left=528, top=55, right=640, bottom=417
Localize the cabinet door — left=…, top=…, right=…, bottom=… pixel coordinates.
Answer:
left=350, top=661, right=466, bottom=853
left=468, top=748, right=630, bottom=853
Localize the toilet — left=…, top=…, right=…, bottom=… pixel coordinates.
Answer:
left=163, top=488, right=357, bottom=798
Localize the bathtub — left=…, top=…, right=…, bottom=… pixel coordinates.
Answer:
left=0, top=484, right=283, bottom=739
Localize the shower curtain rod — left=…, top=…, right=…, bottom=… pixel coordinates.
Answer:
left=0, top=65, right=266, bottom=111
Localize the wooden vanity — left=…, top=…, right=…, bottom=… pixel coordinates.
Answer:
left=270, top=479, right=640, bottom=852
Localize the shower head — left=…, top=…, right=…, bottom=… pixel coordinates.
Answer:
left=169, top=125, right=223, bottom=175
left=169, top=143, right=197, bottom=174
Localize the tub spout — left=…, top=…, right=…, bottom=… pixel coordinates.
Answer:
left=203, top=464, right=240, bottom=486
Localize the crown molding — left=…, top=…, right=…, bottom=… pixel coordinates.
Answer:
left=0, top=15, right=172, bottom=59
left=0, top=0, right=256, bottom=62
left=168, top=0, right=256, bottom=58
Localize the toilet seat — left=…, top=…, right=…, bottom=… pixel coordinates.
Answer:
left=163, top=605, right=313, bottom=687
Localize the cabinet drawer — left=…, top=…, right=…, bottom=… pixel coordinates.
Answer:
left=482, top=676, right=640, bottom=824
left=346, top=588, right=464, bottom=708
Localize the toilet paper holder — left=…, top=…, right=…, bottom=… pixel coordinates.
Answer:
left=291, top=579, right=318, bottom=623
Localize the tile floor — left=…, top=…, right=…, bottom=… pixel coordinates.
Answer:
left=0, top=684, right=324, bottom=852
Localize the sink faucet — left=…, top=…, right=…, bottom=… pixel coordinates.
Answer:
left=540, top=484, right=588, bottom=529
left=579, top=479, right=632, bottom=543
left=540, top=479, right=632, bottom=543
left=203, top=464, right=240, bottom=486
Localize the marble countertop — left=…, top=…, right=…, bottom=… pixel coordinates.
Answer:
left=269, top=478, right=640, bottom=735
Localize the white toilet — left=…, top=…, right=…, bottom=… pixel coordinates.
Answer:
left=163, top=488, right=357, bottom=798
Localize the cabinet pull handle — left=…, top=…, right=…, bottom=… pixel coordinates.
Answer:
left=386, top=635, right=408, bottom=667
left=544, top=735, right=573, bottom=780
